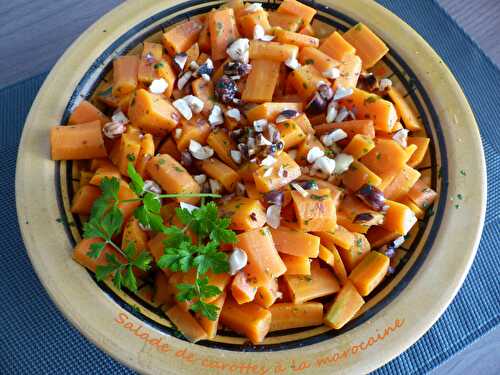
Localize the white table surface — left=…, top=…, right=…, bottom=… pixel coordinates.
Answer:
left=0, top=1, right=498, bottom=374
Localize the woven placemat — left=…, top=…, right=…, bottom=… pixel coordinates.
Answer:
left=1, top=0, right=499, bottom=373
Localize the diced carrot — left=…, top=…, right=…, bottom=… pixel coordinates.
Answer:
left=246, top=102, right=303, bottom=123
left=291, top=188, right=337, bottom=232
left=73, top=238, right=125, bottom=273
left=239, top=10, right=271, bottom=38
left=334, top=54, right=362, bottom=89
left=196, top=292, right=226, bottom=339
left=324, top=280, right=364, bottom=329
left=69, top=100, right=110, bottom=126
left=117, top=180, right=141, bottom=221
left=231, top=271, right=258, bottom=304
left=383, top=165, right=421, bottom=201
left=71, top=184, right=101, bottom=215
left=387, top=87, right=422, bottom=131
left=293, top=113, right=314, bottom=135
left=343, top=23, right=388, bottom=69
left=284, top=260, right=340, bottom=303
left=407, top=179, right=437, bottom=209
left=89, top=163, right=120, bottom=186
left=201, top=158, right=240, bottom=192
left=191, top=77, right=215, bottom=116
left=158, top=137, right=181, bottom=161
left=339, top=89, right=397, bottom=132
left=239, top=161, right=260, bottom=183
left=268, top=11, right=303, bottom=32
left=277, top=0, right=317, bottom=27
left=95, top=83, right=120, bottom=109
left=138, top=42, right=163, bottom=83
left=50, top=121, right=107, bottom=160
left=162, top=19, right=204, bottom=56
left=254, top=277, right=280, bottom=308
left=382, top=200, right=417, bottom=235
left=269, top=302, right=323, bottom=331
left=349, top=251, right=389, bottom=296
left=236, top=227, right=287, bottom=284
left=117, top=128, right=142, bottom=176
left=366, top=226, right=400, bottom=248
left=330, top=244, right=348, bottom=285
left=318, top=244, right=334, bottom=266
left=209, top=8, right=239, bottom=61
left=253, top=152, right=301, bottom=193
left=220, top=197, right=266, bottom=231
left=282, top=254, right=311, bottom=275
left=154, top=272, right=176, bottom=306
left=399, top=196, right=425, bottom=219
left=146, top=154, right=201, bottom=205
left=128, top=89, right=180, bottom=135
left=270, top=227, right=320, bottom=257
left=219, top=298, right=271, bottom=344
left=249, top=41, right=299, bottom=62
left=122, top=217, right=148, bottom=254
left=113, top=55, right=139, bottom=96
left=287, top=64, right=325, bottom=100
left=197, top=18, right=211, bottom=53
left=298, top=47, right=341, bottom=77
left=206, top=129, right=238, bottom=169
left=343, top=134, right=376, bottom=159
left=299, top=24, right=315, bottom=37
left=315, top=225, right=356, bottom=252
left=342, top=160, right=382, bottom=192
left=154, top=58, right=176, bottom=98
left=295, top=134, right=324, bottom=165
left=407, top=137, right=430, bottom=167
left=314, top=119, right=375, bottom=140
left=275, top=28, right=319, bottom=48
left=175, top=115, right=211, bottom=151
left=242, top=59, right=281, bottom=103
left=165, top=304, right=208, bottom=343
left=277, top=119, right=306, bottom=149
left=337, top=232, right=371, bottom=272
left=184, top=42, right=200, bottom=71
left=319, top=31, right=356, bottom=61
left=135, top=133, right=155, bottom=178
left=360, top=138, right=407, bottom=182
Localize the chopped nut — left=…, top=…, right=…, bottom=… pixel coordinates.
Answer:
left=177, top=70, right=192, bottom=90
left=379, top=78, right=393, bottom=91
left=228, top=248, right=248, bottom=275
left=333, top=87, right=353, bottom=101
left=312, top=155, right=336, bottom=175
left=275, top=109, right=299, bottom=123
left=180, top=202, right=199, bottom=213
left=253, top=119, right=268, bottom=132
left=173, top=52, right=188, bottom=71
left=209, top=178, right=222, bottom=194
left=193, top=174, right=207, bottom=185
left=189, top=140, right=214, bottom=160
left=306, top=146, right=325, bottom=163
left=103, top=121, right=126, bottom=139
left=334, top=153, right=353, bottom=174
left=111, top=110, right=129, bottom=125
left=326, top=100, right=338, bottom=123
left=320, top=129, right=348, bottom=146
left=230, top=149, right=242, bottom=164
left=182, top=95, right=204, bottom=114
left=226, top=38, right=250, bottom=64
left=144, top=180, right=162, bottom=195
left=208, top=105, right=224, bottom=126
left=266, top=204, right=281, bottom=229
left=323, top=67, right=341, bottom=79
left=225, top=107, right=241, bottom=122
left=172, top=98, right=192, bottom=120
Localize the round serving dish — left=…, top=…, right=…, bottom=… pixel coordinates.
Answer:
left=16, top=0, right=486, bottom=373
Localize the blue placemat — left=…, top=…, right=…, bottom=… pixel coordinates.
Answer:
left=1, top=0, right=499, bottom=374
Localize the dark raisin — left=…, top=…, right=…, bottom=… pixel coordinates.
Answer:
left=317, top=84, right=334, bottom=101
left=180, top=151, right=193, bottom=168
left=215, top=75, right=238, bottom=104
left=356, top=184, right=386, bottom=211
left=264, top=191, right=284, bottom=206
left=305, top=93, right=326, bottom=115
left=224, top=61, right=252, bottom=77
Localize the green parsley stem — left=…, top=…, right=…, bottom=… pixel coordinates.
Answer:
left=106, top=239, right=127, bottom=258
left=120, top=193, right=222, bottom=203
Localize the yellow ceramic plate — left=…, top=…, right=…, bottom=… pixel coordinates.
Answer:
left=16, top=0, right=486, bottom=373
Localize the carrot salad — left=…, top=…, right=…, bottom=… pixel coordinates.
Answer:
left=50, top=0, right=437, bottom=344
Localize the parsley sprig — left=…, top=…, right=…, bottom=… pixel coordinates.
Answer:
left=82, top=162, right=234, bottom=320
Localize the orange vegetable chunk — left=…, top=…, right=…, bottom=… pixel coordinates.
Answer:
left=284, top=260, right=340, bottom=303
left=282, top=254, right=311, bottom=275
left=146, top=154, right=201, bottom=205
left=339, top=89, right=397, bottom=132
left=387, top=87, right=422, bottom=131
left=246, top=102, right=303, bottom=123
left=277, top=0, right=317, bottom=27
left=68, top=100, right=110, bottom=126
left=249, top=41, right=299, bottom=62
left=113, top=55, right=139, bottom=96
left=73, top=238, right=125, bottom=273
left=176, top=115, right=211, bottom=151
left=407, top=137, right=430, bottom=167
left=253, top=152, right=301, bottom=193
left=220, top=197, right=266, bottom=231
left=208, top=8, right=239, bottom=60
left=239, top=10, right=271, bottom=38
left=165, top=305, right=208, bottom=343
left=287, top=64, right=325, bottom=100
left=275, top=28, right=319, bottom=48
left=343, top=23, right=389, bottom=69
left=343, top=134, right=376, bottom=159
left=231, top=272, right=258, bottom=304
left=338, top=233, right=371, bottom=272
left=407, top=179, right=437, bottom=209
left=219, top=298, right=271, bottom=344
left=138, top=42, right=163, bottom=83
left=236, top=227, right=287, bottom=284
left=269, top=302, right=323, bottom=331
left=201, top=158, right=240, bottom=192
left=270, top=227, right=320, bottom=257
left=349, top=251, right=389, bottom=296
left=196, top=292, right=226, bottom=339
left=268, top=11, right=302, bottom=32
left=71, top=184, right=101, bottom=215
left=128, top=89, right=180, bottom=135
left=319, top=31, right=356, bottom=61
left=324, top=280, right=364, bottom=329
left=242, top=59, right=281, bottom=103
left=162, top=19, right=204, bottom=55
left=277, top=119, right=306, bottom=150
left=50, top=121, right=107, bottom=160
left=291, top=188, right=337, bottom=232
left=382, top=200, right=417, bottom=235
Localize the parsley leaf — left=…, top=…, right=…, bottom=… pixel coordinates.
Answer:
left=191, top=300, right=219, bottom=321
left=158, top=241, right=196, bottom=272
left=127, top=162, right=144, bottom=196
left=193, top=242, right=229, bottom=274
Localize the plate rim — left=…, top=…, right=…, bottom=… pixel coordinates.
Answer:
left=15, top=0, right=487, bottom=373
